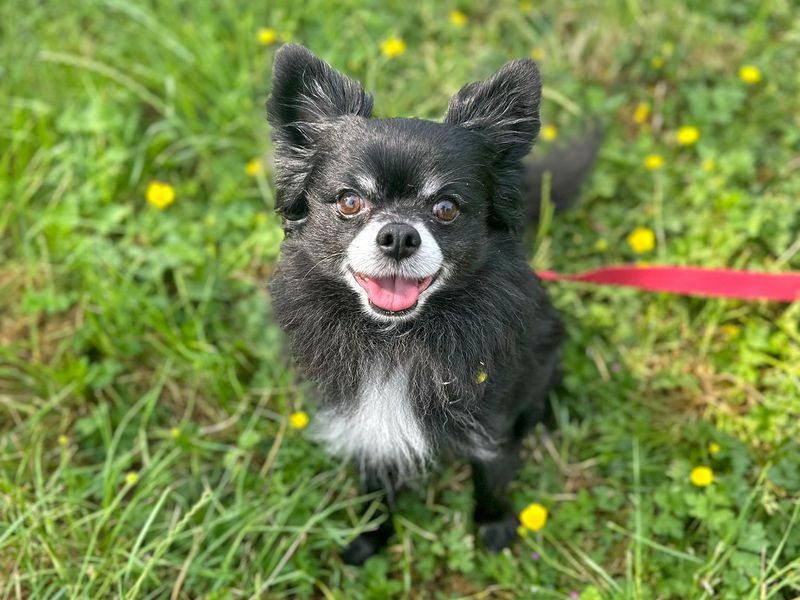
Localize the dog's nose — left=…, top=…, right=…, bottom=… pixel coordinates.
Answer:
left=376, top=222, right=421, bottom=261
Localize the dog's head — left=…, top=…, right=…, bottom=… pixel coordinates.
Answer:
left=267, top=45, right=541, bottom=321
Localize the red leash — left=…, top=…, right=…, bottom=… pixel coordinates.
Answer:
left=537, top=265, right=800, bottom=302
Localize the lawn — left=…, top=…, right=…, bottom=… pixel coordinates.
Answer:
left=1, top=0, right=799, bottom=598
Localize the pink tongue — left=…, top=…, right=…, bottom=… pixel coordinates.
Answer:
left=362, top=276, right=420, bottom=312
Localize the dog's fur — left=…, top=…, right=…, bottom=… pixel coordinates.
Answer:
left=266, top=44, right=598, bottom=565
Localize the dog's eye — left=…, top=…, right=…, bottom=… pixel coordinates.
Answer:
left=432, top=198, right=460, bottom=222
left=336, top=193, right=365, bottom=217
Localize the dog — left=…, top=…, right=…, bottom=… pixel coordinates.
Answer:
left=266, top=44, right=599, bottom=565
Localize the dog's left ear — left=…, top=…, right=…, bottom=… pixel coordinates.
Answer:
left=445, top=60, right=541, bottom=230
left=267, top=44, right=373, bottom=221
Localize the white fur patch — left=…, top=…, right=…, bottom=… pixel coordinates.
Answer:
left=311, top=364, right=429, bottom=476
left=346, top=218, right=443, bottom=280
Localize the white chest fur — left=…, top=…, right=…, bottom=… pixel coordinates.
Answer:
left=311, top=365, right=430, bottom=475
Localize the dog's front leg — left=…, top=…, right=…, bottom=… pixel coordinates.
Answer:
left=472, top=450, right=521, bottom=552
left=341, top=469, right=398, bottom=565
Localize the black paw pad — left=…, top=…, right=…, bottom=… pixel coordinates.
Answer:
left=478, top=515, right=519, bottom=552
left=341, top=533, right=382, bottom=566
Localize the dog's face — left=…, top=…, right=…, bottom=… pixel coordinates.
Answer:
left=267, top=45, right=541, bottom=321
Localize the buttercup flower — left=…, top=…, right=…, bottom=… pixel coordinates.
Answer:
left=125, top=471, right=139, bottom=485
left=258, top=28, right=277, bottom=45
left=541, top=125, right=558, bottom=141
left=739, top=65, right=762, bottom=85
left=449, top=10, right=468, bottom=27
left=627, top=227, right=656, bottom=254
left=381, top=37, right=407, bottom=58
left=246, top=159, right=262, bottom=177
left=289, top=411, right=310, bottom=430
left=676, top=126, right=700, bottom=146
left=708, top=442, right=721, bottom=456
left=146, top=181, right=175, bottom=210
left=58, top=434, right=69, bottom=446
left=690, top=466, right=714, bottom=487
left=530, top=47, right=545, bottom=61
left=520, top=502, right=548, bottom=532
left=633, top=102, right=651, bottom=125
left=644, top=153, right=665, bottom=171
left=475, top=371, right=488, bottom=384
left=721, top=324, right=740, bottom=338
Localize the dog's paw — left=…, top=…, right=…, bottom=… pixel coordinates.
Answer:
left=478, top=515, right=519, bottom=553
left=341, top=533, right=383, bottom=566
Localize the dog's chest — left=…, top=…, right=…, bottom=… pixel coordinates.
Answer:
left=311, top=364, right=430, bottom=472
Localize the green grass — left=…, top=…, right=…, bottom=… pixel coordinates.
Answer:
left=2, top=0, right=799, bottom=597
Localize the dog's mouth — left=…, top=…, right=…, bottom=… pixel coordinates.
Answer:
left=352, top=271, right=437, bottom=313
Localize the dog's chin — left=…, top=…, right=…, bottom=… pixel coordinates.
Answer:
left=346, top=269, right=442, bottom=322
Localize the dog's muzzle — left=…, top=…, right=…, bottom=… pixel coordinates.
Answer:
left=344, top=218, right=445, bottom=317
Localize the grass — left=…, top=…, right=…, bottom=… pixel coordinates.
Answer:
left=1, top=0, right=799, bottom=597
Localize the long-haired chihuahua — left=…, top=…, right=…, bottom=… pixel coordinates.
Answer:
left=266, top=44, right=598, bottom=565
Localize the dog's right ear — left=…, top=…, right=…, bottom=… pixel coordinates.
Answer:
left=267, top=45, right=373, bottom=222
left=268, top=44, right=373, bottom=142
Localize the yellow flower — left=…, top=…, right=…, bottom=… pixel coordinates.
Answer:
left=289, top=411, right=309, bottom=430
left=530, top=47, right=545, bottom=62
left=721, top=324, right=741, bottom=338
left=595, top=238, right=609, bottom=252
left=633, top=102, right=651, bottom=125
left=739, top=65, right=762, bottom=85
left=170, top=427, right=181, bottom=439
left=702, top=158, right=716, bottom=172
left=690, top=466, right=714, bottom=487
left=627, top=227, right=656, bottom=254
left=476, top=371, right=488, bottom=384
left=58, top=434, right=69, bottom=446
left=650, top=56, right=665, bottom=69
left=644, top=153, right=665, bottom=171
left=125, top=471, right=139, bottom=485
left=258, top=28, right=278, bottom=45
left=541, top=125, right=558, bottom=141
left=449, top=10, right=468, bottom=27
left=708, top=442, right=721, bottom=456
left=381, top=37, right=407, bottom=58
left=146, top=181, right=176, bottom=210
left=676, top=126, right=700, bottom=146
left=246, top=159, right=262, bottom=177
left=520, top=502, right=548, bottom=532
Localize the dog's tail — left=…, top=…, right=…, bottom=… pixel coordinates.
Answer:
left=522, top=124, right=603, bottom=226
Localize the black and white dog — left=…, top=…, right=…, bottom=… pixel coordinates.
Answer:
left=266, top=44, right=598, bottom=565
